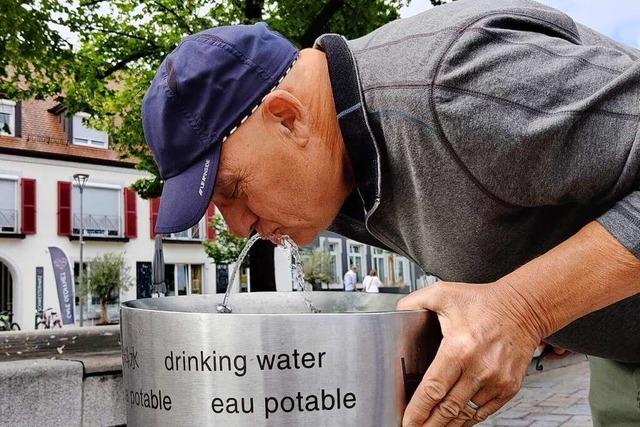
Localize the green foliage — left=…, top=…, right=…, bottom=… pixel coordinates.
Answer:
left=130, top=174, right=163, bottom=200
left=203, top=214, right=249, bottom=266
left=302, top=248, right=333, bottom=288
left=81, top=252, right=133, bottom=324
left=0, top=0, right=75, bottom=99
left=0, top=0, right=418, bottom=198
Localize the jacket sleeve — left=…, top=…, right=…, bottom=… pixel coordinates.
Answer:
left=432, top=9, right=640, bottom=257
left=598, top=193, right=640, bottom=256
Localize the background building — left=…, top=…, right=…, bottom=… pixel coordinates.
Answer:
left=0, top=97, right=216, bottom=330
left=304, top=231, right=426, bottom=292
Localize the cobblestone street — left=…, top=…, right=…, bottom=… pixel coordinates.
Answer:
left=482, top=356, right=592, bottom=426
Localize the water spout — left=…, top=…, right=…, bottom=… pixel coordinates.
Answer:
left=217, top=234, right=261, bottom=313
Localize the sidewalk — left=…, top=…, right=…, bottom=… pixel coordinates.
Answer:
left=482, top=355, right=591, bottom=426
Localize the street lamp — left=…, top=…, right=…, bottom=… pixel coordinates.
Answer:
left=73, top=173, right=89, bottom=327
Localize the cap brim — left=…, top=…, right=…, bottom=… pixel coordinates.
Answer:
left=155, top=144, right=221, bottom=234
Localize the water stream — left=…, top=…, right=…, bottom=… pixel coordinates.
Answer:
left=280, top=236, right=321, bottom=313
left=216, top=235, right=320, bottom=313
left=217, top=233, right=261, bottom=313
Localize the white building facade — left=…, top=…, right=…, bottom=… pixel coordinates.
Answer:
left=0, top=99, right=217, bottom=330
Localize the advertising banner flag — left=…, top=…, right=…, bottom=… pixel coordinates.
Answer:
left=48, top=247, right=75, bottom=325
left=35, top=267, right=44, bottom=312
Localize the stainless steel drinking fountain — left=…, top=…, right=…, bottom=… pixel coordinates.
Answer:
left=121, top=292, right=440, bottom=426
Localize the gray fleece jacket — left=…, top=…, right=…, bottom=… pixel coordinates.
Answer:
left=316, top=0, right=640, bottom=362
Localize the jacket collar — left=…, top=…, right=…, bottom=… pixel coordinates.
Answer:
left=314, top=33, right=382, bottom=221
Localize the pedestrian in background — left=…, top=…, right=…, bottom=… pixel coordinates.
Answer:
left=343, top=266, right=357, bottom=292
left=362, top=270, right=381, bottom=293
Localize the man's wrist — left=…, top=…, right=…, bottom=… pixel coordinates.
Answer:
left=493, top=222, right=640, bottom=339
left=491, top=279, right=551, bottom=342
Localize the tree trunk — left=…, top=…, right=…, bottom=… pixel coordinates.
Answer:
left=243, top=0, right=265, bottom=23
left=299, top=0, right=345, bottom=47
left=100, top=297, right=109, bottom=324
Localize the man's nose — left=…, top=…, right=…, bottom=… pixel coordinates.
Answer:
left=217, top=204, right=257, bottom=238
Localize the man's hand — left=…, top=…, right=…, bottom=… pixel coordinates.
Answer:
left=397, top=221, right=640, bottom=426
left=398, top=281, right=543, bottom=426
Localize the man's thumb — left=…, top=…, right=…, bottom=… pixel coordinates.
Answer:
left=396, top=283, right=446, bottom=312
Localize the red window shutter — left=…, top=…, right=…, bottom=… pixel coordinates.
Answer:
left=20, top=178, right=36, bottom=234
left=149, top=198, right=160, bottom=238
left=57, top=181, right=72, bottom=236
left=206, top=202, right=216, bottom=240
left=124, top=187, right=137, bottom=238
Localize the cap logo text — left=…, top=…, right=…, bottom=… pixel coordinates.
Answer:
left=199, top=159, right=211, bottom=196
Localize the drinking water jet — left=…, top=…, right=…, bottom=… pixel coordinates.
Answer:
left=217, top=234, right=319, bottom=313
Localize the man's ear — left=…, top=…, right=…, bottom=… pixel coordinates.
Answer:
left=261, top=90, right=309, bottom=147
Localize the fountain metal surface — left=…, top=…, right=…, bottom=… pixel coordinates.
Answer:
left=120, top=292, right=440, bottom=426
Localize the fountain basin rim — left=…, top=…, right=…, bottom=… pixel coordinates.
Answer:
left=121, top=292, right=426, bottom=316
left=120, top=305, right=426, bottom=316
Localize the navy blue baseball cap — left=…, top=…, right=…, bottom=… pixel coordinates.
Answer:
left=142, top=23, right=298, bottom=233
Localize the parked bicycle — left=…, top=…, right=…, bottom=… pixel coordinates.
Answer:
left=0, top=311, right=21, bottom=331
left=35, top=308, right=62, bottom=329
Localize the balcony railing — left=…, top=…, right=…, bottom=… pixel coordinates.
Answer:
left=164, top=222, right=203, bottom=241
left=72, top=213, right=121, bottom=237
left=0, top=209, right=17, bottom=233
left=24, top=133, right=69, bottom=146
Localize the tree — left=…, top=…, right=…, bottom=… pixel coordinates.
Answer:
left=81, top=252, right=133, bottom=324
left=203, top=214, right=250, bottom=267
left=0, top=1, right=74, bottom=99
left=302, top=249, right=333, bottom=290
left=0, top=0, right=429, bottom=198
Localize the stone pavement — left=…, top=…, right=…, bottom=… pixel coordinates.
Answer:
left=481, top=355, right=592, bottom=426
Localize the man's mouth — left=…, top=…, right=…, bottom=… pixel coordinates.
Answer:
left=255, top=224, right=283, bottom=244
left=265, top=231, right=284, bottom=245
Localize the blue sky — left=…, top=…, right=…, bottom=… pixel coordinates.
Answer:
left=400, top=0, right=640, bottom=48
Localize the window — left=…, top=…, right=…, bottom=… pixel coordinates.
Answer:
left=327, top=243, right=340, bottom=285
left=0, top=100, right=15, bottom=136
left=164, top=219, right=204, bottom=241
left=164, top=264, right=204, bottom=296
left=372, top=248, right=388, bottom=284
left=394, top=256, right=411, bottom=289
left=176, top=264, right=188, bottom=295
left=319, top=237, right=342, bottom=288
left=347, top=241, right=366, bottom=282
left=72, top=113, right=108, bottom=148
left=0, top=177, right=18, bottom=233
left=135, top=262, right=153, bottom=299
left=0, top=260, right=13, bottom=313
left=191, top=264, right=203, bottom=294
left=72, top=184, right=121, bottom=237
